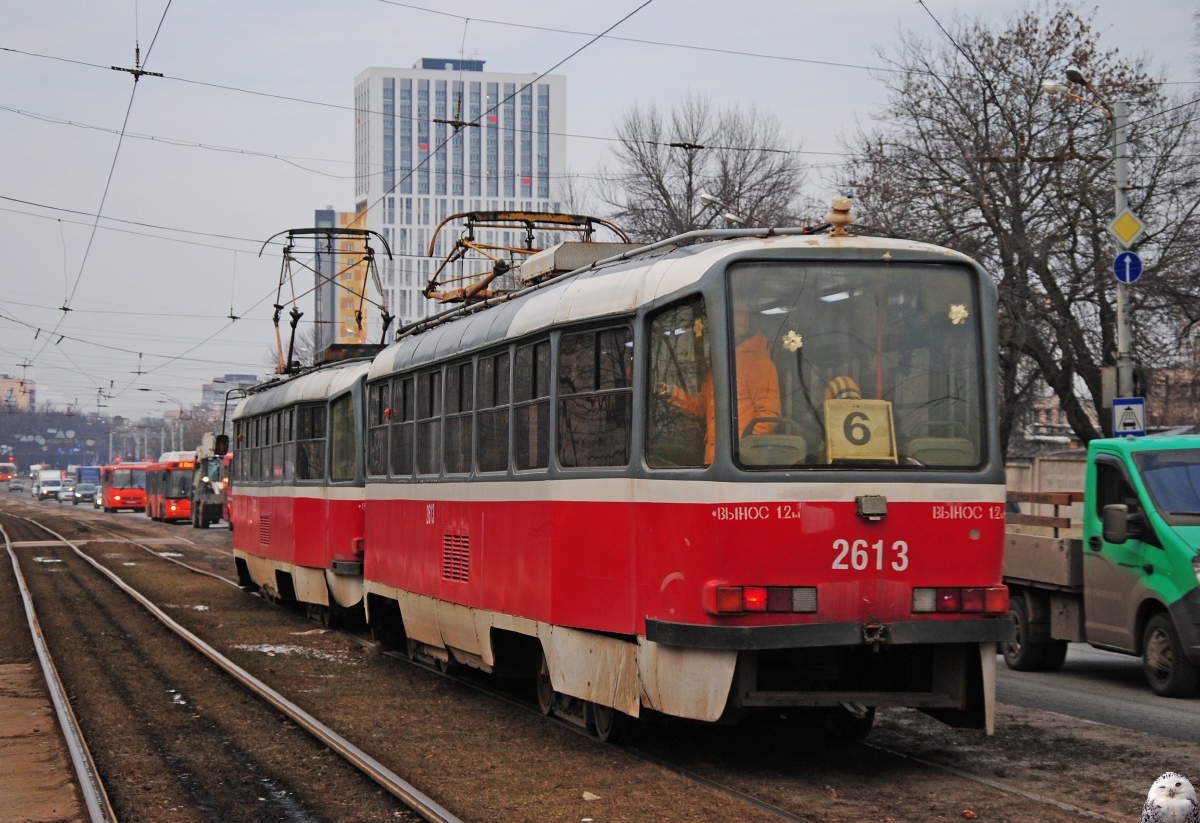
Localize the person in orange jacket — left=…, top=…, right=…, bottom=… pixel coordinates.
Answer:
left=659, top=302, right=780, bottom=464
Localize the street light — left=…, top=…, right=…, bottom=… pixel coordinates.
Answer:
left=1044, top=66, right=1135, bottom=400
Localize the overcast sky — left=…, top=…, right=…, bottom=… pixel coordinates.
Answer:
left=2, top=0, right=1196, bottom=418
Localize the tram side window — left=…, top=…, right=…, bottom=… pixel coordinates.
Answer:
left=261, top=412, right=274, bottom=483
left=390, top=377, right=415, bottom=477
left=558, top=326, right=634, bottom=468
left=476, top=351, right=510, bottom=473
left=417, top=370, right=443, bottom=476
left=445, top=362, right=473, bottom=475
left=296, top=405, right=327, bottom=481
left=647, top=297, right=712, bottom=468
left=233, top=422, right=243, bottom=482
left=250, top=417, right=262, bottom=483
left=330, top=394, right=357, bottom=482
left=367, top=382, right=390, bottom=476
left=514, top=340, right=551, bottom=470
left=281, top=408, right=295, bottom=482
left=272, top=411, right=286, bottom=483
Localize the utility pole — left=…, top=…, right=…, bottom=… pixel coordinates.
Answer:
left=1111, top=100, right=1134, bottom=398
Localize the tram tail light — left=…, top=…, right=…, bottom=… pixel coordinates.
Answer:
left=742, top=587, right=768, bottom=612
left=936, top=588, right=961, bottom=612
left=913, top=586, right=1008, bottom=614
left=716, top=587, right=743, bottom=614
left=712, top=585, right=818, bottom=615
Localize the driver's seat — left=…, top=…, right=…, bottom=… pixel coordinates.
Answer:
left=740, top=434, right=808, bottom=466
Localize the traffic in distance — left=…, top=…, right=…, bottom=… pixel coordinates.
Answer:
left=12, top=206, right=1198, bottom=748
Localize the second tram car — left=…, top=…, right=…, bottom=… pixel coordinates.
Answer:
left=231, top=362, right=370, bottom=622
left=231, top=228, right=1014, bottom=739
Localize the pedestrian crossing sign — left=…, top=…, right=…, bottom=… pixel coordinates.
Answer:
left=1112, top=397, right=1146, bottom=437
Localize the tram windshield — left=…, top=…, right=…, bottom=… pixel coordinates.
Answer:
left=111, top=468, right=147, bottom=489
left=724, top=261, right=985, bottom=470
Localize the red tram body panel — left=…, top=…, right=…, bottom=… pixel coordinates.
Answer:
left=230, top=232, right=1013, bottom=734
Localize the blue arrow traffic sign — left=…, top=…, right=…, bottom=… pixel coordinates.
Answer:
left=1113, top=251, right=1144, bottom=284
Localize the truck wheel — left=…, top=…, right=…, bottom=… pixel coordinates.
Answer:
left=1002, top=597, right=1046, bottom=671
left=198, top=510, right=210, bottom=529
left=1142, top=613, right=1200, bottom=697
left=1037, top=640, right=1069, bottom=672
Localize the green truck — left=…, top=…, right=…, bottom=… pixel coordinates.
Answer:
left=1002, top=435, right=1200, bottom=696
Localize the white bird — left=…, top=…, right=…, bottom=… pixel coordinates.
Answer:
left=1141, top=772, right=1200, bottom=823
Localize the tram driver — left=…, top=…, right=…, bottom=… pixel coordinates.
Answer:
left=657, top=300, right=781, bottom=465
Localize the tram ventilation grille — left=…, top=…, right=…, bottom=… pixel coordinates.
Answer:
left=259, top=515, right=270, bottom=545
left=442, top=534, right=470, bottom=582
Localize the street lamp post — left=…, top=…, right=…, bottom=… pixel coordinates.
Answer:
left=1043, top=70, right=1135, bottom=399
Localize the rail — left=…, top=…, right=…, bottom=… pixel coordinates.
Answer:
left=1, top=522, right=117, bottom=823
left=15, top=516, right=463, bottom=823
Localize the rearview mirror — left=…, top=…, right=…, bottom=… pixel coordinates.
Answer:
left=1103, top=504, right=1129, bottom=544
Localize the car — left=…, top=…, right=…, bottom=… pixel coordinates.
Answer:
left=8, top=478, right=23, bottom=492
left=36, top=479, right=61, bottom=501
left=56, top=483, right=76, bottom=503
left=72, top=483, right=97, bottom=505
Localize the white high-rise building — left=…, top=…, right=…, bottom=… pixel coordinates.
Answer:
left=354, top=59, right=567, bottom=337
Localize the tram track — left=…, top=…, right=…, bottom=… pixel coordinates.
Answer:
left=4, top=500, right=1162, bottom=822
left=0, top=511, right=451, bottom=823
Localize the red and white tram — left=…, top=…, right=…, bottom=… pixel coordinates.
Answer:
left=231, top=362, right=369, bottom=623
left=232, top=226, right=1013, bottom=739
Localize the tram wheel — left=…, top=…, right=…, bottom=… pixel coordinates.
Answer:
left=591, top=704, right=629, bottom=744
left=536, top=653, right=555, bottom=716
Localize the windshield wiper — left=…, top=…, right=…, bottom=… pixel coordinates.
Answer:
left=1168, top=511, right=1200, bottom=516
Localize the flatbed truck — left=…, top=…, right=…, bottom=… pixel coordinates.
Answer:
left=1002, top=436, right=1200, bottom=697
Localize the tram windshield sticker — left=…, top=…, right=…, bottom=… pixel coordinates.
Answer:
left=824, top=399, right=898, bottom=463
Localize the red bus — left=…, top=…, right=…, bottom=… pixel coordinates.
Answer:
left=100, top=463, right=151, bottom=512
left=0, top=462, right=16, bottom=482
left=146, top=455, right=196, bottom=522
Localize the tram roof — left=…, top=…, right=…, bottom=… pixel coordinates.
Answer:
left=368, top=233, right=977, bottom=380
left=233, top=360, right=370, bottom=418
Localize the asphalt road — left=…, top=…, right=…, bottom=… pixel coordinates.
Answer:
left=996, top=644, right=1200, bottom=741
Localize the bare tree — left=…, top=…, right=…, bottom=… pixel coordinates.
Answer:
left=841, top=5, right=1200, bottom=451
left=599, top=95, right=808, bottom=241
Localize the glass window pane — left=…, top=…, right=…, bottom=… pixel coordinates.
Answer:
left=477, top=408, right=509, bottom=472
left=647, top=297, right=711, bottom=468
left=496, top=352, right=510, bottom=405
left=598, top=327, right=634, bottom=390
left=514, top=400, right=549, bottom=470
left=515, top=344, right=534, bottom=403
left=368, top=426, right=388, bottom=476
left=558, top=331, right=593, bottom=395
left=535, top=341, right=551, bottom=399
left=330, top=395, right=357, bottom=482
left=391, top=422, right=414, bottom=476
left=418, top=420, right=441, bottom=475
left=445, top=415, right=472, bottom=473
left=558, top=394, right=631, bottom=467
left=727, top=261, right=983, bottom=470
left=479, top=356, right=495, bottom=409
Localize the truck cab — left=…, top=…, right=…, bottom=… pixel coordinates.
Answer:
left=1003, top=436, right=1200, bottom=696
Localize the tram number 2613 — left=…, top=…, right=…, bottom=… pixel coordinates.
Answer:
left=831, top=538, right=909, bottom=571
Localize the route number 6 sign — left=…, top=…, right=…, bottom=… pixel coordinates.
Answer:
left=824, top=399, right=898, bottom=463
